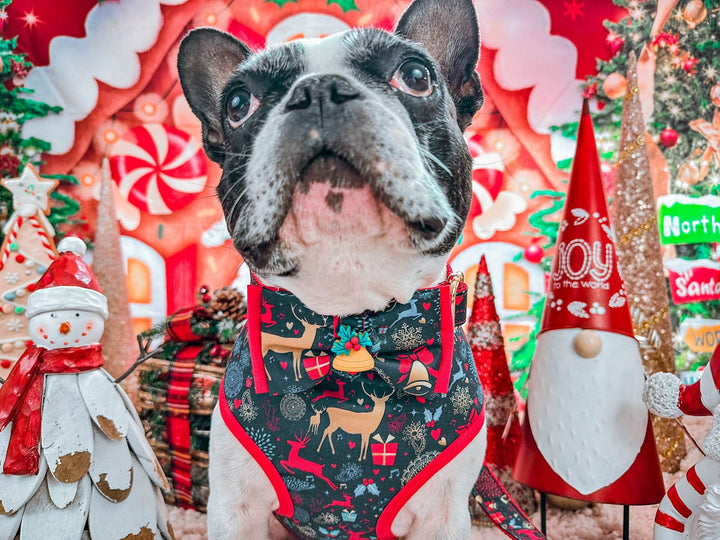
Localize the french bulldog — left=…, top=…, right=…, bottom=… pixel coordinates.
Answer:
left=177, top=0, right=486, bottom=538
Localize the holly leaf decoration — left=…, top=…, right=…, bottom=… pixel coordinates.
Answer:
left=265, top=0, right=299, bottom=7
left=328, top=0, right=359, bottom=12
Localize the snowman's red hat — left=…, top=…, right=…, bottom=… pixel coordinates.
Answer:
left=26, top=236, right=108, bottom=319
left=540, top=100, right=634, bottom=338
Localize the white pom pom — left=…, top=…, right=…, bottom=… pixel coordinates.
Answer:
left=57, top=236, right=87, bottom=257
left=643, top=372, right=683, bottom=418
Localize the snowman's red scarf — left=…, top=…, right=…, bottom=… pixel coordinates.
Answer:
left=0, top=344, right=104, bottom=475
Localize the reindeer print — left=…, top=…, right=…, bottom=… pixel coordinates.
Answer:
left=261, top=304, right=329, bottom=381
left=227, top=283, right=489, bottom=538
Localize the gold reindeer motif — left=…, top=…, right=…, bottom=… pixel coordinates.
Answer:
left=309, top=382, right=394, bottom=461
left=261, top=305, right=328, bottom=381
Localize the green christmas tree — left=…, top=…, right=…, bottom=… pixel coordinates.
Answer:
left=0, top=0, right=80, bottom=237
left=512, top=0, right=720, bottom=382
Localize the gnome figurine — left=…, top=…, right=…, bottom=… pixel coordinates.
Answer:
left=513, top=101, right=665, bottom=505
left=0, top=237, right=173, bottom=539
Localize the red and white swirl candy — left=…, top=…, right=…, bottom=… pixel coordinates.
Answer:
left=109, top=124, right=207, bottom=215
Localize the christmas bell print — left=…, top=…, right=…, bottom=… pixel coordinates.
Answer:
left=331, top=325, right=375, bottom=373
left=403, top=360, right=432, bottom=396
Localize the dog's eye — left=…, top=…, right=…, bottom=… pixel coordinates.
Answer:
left=391, top=60, right=434, bottom=97
left=226, top=88, right=260, bottom=129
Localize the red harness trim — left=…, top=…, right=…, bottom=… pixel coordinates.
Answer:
left=247, top=283, right=270, bottom=394
left=375, top=402, right=485, bottom=540
left=219, top=379, right=294, bottom=517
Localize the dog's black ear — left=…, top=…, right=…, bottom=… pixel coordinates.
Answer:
left=177, top=28, right=251, bottom=163
left=395, top=0, right=482, bottom=131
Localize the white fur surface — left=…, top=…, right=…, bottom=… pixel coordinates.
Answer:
left=267, top=182, right=449, bottom=315
left=643, top=372, right=684, bottom=418
left=206, top=405, right=486, bottom=539
left=527, top=329, right=647, bottom=495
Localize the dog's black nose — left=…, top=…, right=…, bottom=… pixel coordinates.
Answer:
left=286, top=74, right=362, bottom=111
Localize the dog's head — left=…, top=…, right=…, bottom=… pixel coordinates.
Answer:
left=178, top=0, right=482, bottom=315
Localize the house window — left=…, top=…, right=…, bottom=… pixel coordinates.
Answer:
left=120, top=236, right=167, bottom=335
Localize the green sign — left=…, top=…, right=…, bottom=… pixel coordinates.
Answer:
left=657, top=194, right=720, bottom=245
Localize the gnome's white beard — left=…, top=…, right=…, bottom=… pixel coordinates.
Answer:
left=527, top=328, right=647, bottom=495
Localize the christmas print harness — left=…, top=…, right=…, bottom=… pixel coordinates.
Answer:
left=221, top=276, right=486, bottom=540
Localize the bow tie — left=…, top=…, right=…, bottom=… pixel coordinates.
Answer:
left=244, top=274, right=468, bottom=397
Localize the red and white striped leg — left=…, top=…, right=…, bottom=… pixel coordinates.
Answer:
left=654, top=458, right=720, bottom=539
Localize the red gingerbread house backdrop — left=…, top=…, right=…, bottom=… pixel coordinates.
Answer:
left=4, top=0, right=627, bottom=343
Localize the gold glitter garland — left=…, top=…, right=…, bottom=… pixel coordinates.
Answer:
left=624, top=84, right=639, bottom=102
left=616, top=133, right=646, bottom=166
left=633, top=306, right=670, bottom=336
left=617, top=216, right=657, bottom=247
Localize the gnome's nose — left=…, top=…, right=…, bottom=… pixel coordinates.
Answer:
left=59, top=322, right=71, bottom=335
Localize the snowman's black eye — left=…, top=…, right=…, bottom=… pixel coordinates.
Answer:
left=75, top=313, right=80, bottom=317
left=50, top=313, right=57, bottom=318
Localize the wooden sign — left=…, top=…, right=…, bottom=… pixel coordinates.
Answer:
left=666, top=259, right=720, bottom=304
left=680, top=318, right=720, bottom=353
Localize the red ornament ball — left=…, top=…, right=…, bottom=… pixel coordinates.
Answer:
left=608, top=36, right=624, bottom=56
left=659, top=128, right=678, bottom=148
left=524, top=243, right=544, bottom=264
left=201, top=293, right=212, bottom=303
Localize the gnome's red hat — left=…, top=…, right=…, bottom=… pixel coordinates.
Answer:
left=541, top=100, right=634, bottom=338
left=26, top=237, right=108, bottom=319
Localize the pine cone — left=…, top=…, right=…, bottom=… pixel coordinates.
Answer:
left=207, top=287, right=247, bottom=323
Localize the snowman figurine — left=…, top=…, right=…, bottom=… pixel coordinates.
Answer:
left=0, top=237, right=173, bottom=539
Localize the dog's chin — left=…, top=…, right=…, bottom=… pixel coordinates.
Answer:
left=256, top=157, right=448, bottom=316
left=283, top=156, right=404, bottom=246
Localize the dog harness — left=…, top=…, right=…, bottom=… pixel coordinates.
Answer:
left=220, top=277, right=485, bottom=540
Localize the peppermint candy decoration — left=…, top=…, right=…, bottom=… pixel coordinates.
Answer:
left=110, top=123, right=207, bottom=214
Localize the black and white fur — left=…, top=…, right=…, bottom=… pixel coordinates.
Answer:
left=178, top=0, right=486, bottom=537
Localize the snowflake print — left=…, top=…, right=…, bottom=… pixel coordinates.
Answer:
left=387, top=412, right=407, bottom=434
left=314, top=512, right=339, bottom=525
left=336, top=462, right=363, bottom=482
left=6, top=318, right=23, bottom=332
left=4, top=272, right=19, bottom=285
left=246, top=426, right=275, bottom=459
left=393, top=323, right=424, bottom=350
left=402, top=421, right=426, bottom=455
left=450, top=386, right=472, bottom=416
left=238, top=389, right=258, bottom=422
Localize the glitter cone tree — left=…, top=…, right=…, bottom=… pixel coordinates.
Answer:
left=0, top=164, right=58, bottom=378
left=92, top=159, right=138, bottom=383
left=611, top=51, right=686, bottom=472
left=467, top=254, right=535, bottom=514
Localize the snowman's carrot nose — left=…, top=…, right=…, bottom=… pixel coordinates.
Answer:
left=59, top=322, right=71, bottom=334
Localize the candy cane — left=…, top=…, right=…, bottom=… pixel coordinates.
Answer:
left=654, top=457, right=720, bottom=539
left=28, top=215, right=56, bottom=261
left=0, top=216, right=22, bottom=269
